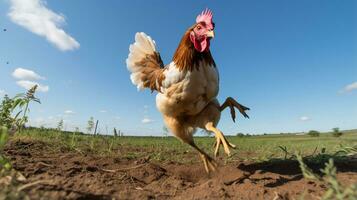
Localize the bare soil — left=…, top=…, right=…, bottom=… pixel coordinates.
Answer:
left=3, top=139, right=357, bottom=200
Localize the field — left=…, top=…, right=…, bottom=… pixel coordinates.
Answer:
left=1, top=128, right=357, bottom=199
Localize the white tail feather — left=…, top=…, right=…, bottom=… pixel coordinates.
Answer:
left=126, top=32, right=158, bottom=90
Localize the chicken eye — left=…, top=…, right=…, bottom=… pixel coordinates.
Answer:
left=196, top=26, right=202, bottom=30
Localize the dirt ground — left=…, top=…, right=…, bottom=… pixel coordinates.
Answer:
left=3, top=139, right=357, bottom=200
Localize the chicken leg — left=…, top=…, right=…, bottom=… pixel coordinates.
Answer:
left=163, top=115, right=218, bottom=173
left=188, top=141, right=217, bottom=173
left=204, top=97, right=249, bottom=157
left=205, top=122, right=236, bottom=157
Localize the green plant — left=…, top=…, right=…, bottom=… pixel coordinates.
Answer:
left=334, top=145, right=357, bottom=156
left=70, top=127, right=79, bottom=149
left=108, top=137, right=115, bottom=153
left=297, top=154, right=357, bottom=200
left=0, top=95, right=15, bottom=129
left=0, top=85, right=40, bottom=171
left=0, top=126, right=11, bottom=171
left=296, top=154, right=322, bottom=181
left=90, top=137, right=96, bottom=151
left=278, top=146, right=289, bottom=159
left=87, top=117, right=94, bottom=134
left=0, top=88, right=40, bottom=131
left=57, top=119, right=64, bottom=131
left=11, top=85, right=41, bottom=131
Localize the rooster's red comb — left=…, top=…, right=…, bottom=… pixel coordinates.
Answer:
left=196, top=8, right=214, bottom=30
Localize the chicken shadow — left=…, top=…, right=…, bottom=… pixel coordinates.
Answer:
left=235, top=154, right=357, bottom=188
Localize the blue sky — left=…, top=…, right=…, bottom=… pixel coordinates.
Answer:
left=0, top=0, right=356, bottom=135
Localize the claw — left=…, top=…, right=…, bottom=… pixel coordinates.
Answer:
left=200, top=153, right=217, bottom=173
left=220, top=97, right=250, bottom=123
left=213, top=133, right=236, bottom=157
left=229, top=142, right=236, bottom=148
left=188, top=141, right=217, bottom=174
left=214, top=136, right=221, bottom=157
left=206, top=122, right=236, bottom=158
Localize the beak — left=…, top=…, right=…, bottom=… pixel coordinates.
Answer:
left=206, top=30, right=214, bottom=38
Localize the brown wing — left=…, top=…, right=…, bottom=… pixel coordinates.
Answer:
left=135, top=52, right=165, bottom=92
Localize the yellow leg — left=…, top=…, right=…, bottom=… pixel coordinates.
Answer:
left=163, top=115, right=218, bottom=173
left=188, top=141, right=217, bottom=173
left=206, top=122, right=236, bottom=157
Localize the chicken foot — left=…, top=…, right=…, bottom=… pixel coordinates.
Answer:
left=220, top=97, right=250, bottom=122
left=205, top=122, right=235, bottom=157
left=188, top=140, right=217, bottom=173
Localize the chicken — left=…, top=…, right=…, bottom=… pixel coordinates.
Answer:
left=126, top=9, right=249, bottom=173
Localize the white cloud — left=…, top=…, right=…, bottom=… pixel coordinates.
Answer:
left=12, top=68, right=45, bottom=80
left=341, top=82, right=357, bottom=93
left=0, top=89, right=5, bottom=95
left=64, top=110, right=75, bottom=115
left=28, top=117, right=46, bottom=127
left=300, top=116, right=310, bottom=121
left=16, top=80, right=49, bottom=92
left=142, top=117, right=154, bottom=124
left=34, top=117, right=45, bottom=123
left=99, top=110, right=107, bottom=113
left=13, top=68, right=49, bottom=92
left=8, top=0, right=80, bottom=51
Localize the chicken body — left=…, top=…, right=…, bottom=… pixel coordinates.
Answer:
left=126, top=10, right=249, bottom=173
left=156, top=61, right=219, bottom=117
left=156, top=60, right=220, bottom=143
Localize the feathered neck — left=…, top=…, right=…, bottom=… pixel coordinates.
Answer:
left=172, top=29, right=216, bottom=72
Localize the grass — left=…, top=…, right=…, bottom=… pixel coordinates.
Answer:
left=10, top=127, right=357, bottom=164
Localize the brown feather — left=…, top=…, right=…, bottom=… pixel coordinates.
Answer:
left=172, top=26, right=216, bottom=71
left=135, top=52, right=166, bottom=92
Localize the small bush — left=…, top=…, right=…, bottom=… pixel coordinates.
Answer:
left=332, top=128, right=343, bottom=137
left=308, top=130, right=320, bottom=137
left=236, top=133, right=245, bottom=137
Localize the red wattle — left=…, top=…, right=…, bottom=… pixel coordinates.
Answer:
left=190, top=33, right=209, bottom=52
